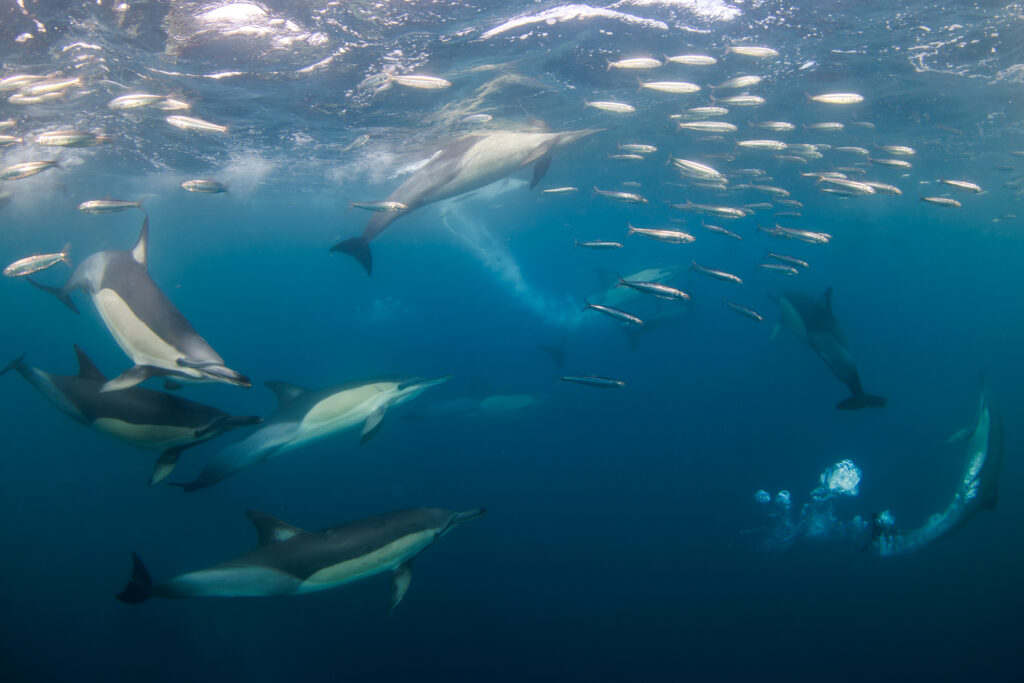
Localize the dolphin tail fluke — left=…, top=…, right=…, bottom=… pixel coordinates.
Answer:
left=116, top=553, right=155, bottom=605
left=26, top=277, right=78, bottom=314
left=836, top=392, right=887, bottom=410
left=331, top=237, right=372, bottom=275
left=0, top=353, right=26, bottom=376
left=150, top=448, right=183, bottom=485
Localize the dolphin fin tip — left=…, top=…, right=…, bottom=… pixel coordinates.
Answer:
left=116, top=553, right=154, bottom=605
left=331, top=237, right=372, bottom=275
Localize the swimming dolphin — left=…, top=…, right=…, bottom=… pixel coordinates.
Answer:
left=28, top=216, right=250, bottom=392
left=773, top=288, right=886, bottom=410
left=875, top=377, right=1003, bottom=555
left=406, top=393, right=541, bottom=420
left=330, top=128, right=601, bottom=274
left=0, top=346, right=260, bottom=484
left=116, top=506, right=485, bottom=609
left=172, top=374, right=450, bottom=491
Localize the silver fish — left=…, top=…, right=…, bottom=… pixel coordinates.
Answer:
left=617, top=279, right=690, bottom=301
left=4, top=247, right=70, bottom=278
left=607, top=57, right=662, bottom=70
left=810, top=92, right=864, bottom=104
left=920, top=196, right=961, bottom=208
left=560, top=375, right=625, bottom=388
left=665, top=54, right=717, bottom=66
left=690, top=260, right=743, bottom=284
left=181, top=179, right=227, bottom=193
left=77, top=199, right=144, bottom=214
left=594, top=187, right=646, bottom=203
left=583, top=300, right=644, bottom=325
left=166, top=116, right=228, bottom=134
left=33, top=130, right=110, bottom=147
left=391, top=74, right=452, bottom=89
left=627, top=224, right=695, bottom=244
left=724, top=300, right=763, bottom=322
left=350, top=201, right=408, bottom=213
left=758, top=263, right=799, bottom=275
left=574, top=240, right=622, bottom=250
left=726, top=46, right=779, bottom=58
left=542, top=187, right=579, bottom=194
left=0, top=160, right=59, bottom=181
left=585, top=101, right=636, bottom=114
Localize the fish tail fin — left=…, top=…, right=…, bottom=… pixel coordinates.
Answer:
left=116, top=553, right=155, bottom=604
left=837, top=393, right=887, bottom=410
left=581, top=299, right=591, bottom=313
left=330, top=237, right=372, bottom=275
left=0, top=352, right=26, bottom=376
left=26, top=277, right=78, bottom=314
left=573, top=239, right=579, bottom=247
left=60, top=242, right=72, bottom=266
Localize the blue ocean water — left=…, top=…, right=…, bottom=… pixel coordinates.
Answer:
left=1, top=1, right=1023, bottom=680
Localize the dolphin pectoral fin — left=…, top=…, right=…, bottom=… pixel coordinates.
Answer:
left=131, top=216, right=149, bottom=267
left=530, top=152, right=554, bottom=189
left=770, top=322, right=782, bottom=340
left=149, top=448, right=182, bottom=485
left=836, top=392, right=887, bottom=410
left=101, top=365, right=160, bottom=393
left=946, top=425, right=974, bottom=444
left=26, top=277, right=78, bottom=314
left=330, top=237, right=372, bottom=275
left=361, top=404, right=389, bottom=444
left=388, top=562, right=413, bottom=613
left=116, top=553, right=155, bottom=605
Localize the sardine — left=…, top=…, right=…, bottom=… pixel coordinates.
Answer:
left=690, top=260, right=743, bottom=284
left=181, top=179, right=228, bottom=193
left=560, top=375, right=625, bottom=388
left=617, top=279, right=690, bottom=301
left=583, top=301, right=644, bottom=326
left=627, top=224, right=695, bottom=244
left=166, top=115, right=228, bottom=134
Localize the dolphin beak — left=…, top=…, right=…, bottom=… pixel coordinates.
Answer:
left=201, top=365, right=252, bottom=388
left=450, top=508, right=486, bottom=526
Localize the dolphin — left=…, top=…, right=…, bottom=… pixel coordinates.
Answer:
left=875, top=377, right=1003, bottom=555
left=773, top=288, right=886, bottom=410
left=330, top=128, right=601, bottom=274
left=406, top=393, right=541, bottom=420
left=0, top=346, right=261, bottom=484
left=116, top=506, right=485, bottom=609
left=28, top=216, right=250, bottom=392
left=172, top=374, right=450, bottom=491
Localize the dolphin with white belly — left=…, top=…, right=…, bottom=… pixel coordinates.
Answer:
left=773, top=288, right=886, bottom=410
left=875, top=377, right=1003, bottom=555
left=330, top=128, right=601, bottom=274
left=0, top=346, right=260, bottom=484
left=116, top=506, right=485, bottom=609
left=172, top=374, right=450, bottom=491
left=28, top=217, right=250, bottom=392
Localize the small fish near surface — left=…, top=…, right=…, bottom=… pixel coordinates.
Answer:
left=350, top=201, right=408, bottom=213
left=560, top=375, right=626, bottom=389
left=78, top=199, right=145, bottom=214
left=626, top=224, right=695, bottom=244
left=0, top=160, right=59, bottom=181
left=27, top=216, right=250, bottom=392
left=390, top=74, right=453, bottom=89
left=594, top=187, right=647, bottom=203
left=690, top=260, right=743, bottom=284
left=773, top=288, right=886, bottom=410
left=585, top=101, right=637, bottom=114
left=4, top=246, right=71, bottom=278
left=583, top=300, right=644, bottom=326
left=724, top=300, right=764, bottom=322
left=574, top=240, right=622, bottom=250
left=115, top=507, right=484, bottom=609
left=920, top=196, right=962, bottom=208
left=33, top=130, right=111, bottom=147
left=607, top=57, right=662, bottom=70
left=181, top=179, right=227, bottom=193
left=617, top=279, right=690, bottom=301
left=1, top=347, right=260, bottom=485
left=166, top=115, right=228, bottom=134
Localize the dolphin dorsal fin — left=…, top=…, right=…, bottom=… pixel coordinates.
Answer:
left=131, top=216, right=149, bottom=267
left=264, top=380, right=307, bottom=405
left=72, top=345, right=106, bottom=381
left=245, top=510, right=307, bottom=544
left=819, top=287, right=833, bottom=311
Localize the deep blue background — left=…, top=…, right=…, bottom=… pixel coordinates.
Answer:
left=2, top=1, right=1024, bottom=681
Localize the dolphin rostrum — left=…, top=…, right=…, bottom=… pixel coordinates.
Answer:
left=171, top=374, right=450, bottom=491
left=330, top=128, right=601, bottom=274
left=116, top=507, right=485, bottom=609
left=773, top=288, right=886, bottom=410
left=28, top=216, right=250, bottom=392
left=1, top=346, right=261, bottom=484
left=874, top=377, right=1003, bottom=555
